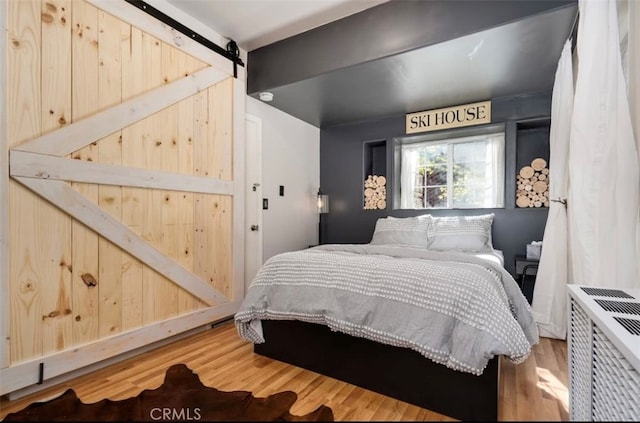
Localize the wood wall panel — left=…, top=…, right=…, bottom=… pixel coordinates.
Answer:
left=120, top=26, right=144, bottom=332
left=96, top=10, right=127, bottom=338
left=8, top=0, right=43, bottom=363
left=40, top=0, right=73, bottom=355
left=0, top=0, right=10, bottom=368
left=4, top=0, right=240, bottom=389
left=208, top=195, right=233, bottom=299
left=177, top=52, right=196, bottom=314
left=157, top=43, right=180, bottom=321
left=140, top=31, right=161, bottom=326
left=41, top=0, right=71, bottom=136
left=210, top=79, right=233, bottom=181
left=209, top=79, right=233, bottom=298
left=70, top=0, right=99, bottom=346
left=193, top=90, right=210, bottom=309
left=190, top=79, right=235, bottom=301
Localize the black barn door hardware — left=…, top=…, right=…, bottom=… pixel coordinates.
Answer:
left=124, top=0, right=244, bottom=77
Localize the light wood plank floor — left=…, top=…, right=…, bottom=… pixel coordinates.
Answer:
left=0, top=320, right=569, bottom=421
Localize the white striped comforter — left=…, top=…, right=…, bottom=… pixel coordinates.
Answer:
left=235, top=244, right=539, bottom=375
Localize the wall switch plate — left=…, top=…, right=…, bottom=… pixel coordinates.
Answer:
left=279, top=185, right=284, bottom=196
left=263, top=198, right=269, bottom=210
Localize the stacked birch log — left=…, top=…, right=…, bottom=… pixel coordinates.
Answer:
left=364, top=174, right=387, bottom=210
left=516, top=158, right=550, bottom=208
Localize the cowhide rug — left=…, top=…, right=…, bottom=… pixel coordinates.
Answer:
left=3, top=363, right=334, bottom=421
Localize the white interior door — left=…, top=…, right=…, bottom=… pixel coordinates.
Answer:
left=244, top=114, right=263, bottom=290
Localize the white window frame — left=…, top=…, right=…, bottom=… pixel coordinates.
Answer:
left=396, top=126, right=505, bottom=210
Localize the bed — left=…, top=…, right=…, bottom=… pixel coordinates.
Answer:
left=234, top=214, right=539, bottom=421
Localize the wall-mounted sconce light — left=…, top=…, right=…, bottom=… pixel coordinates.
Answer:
left=317, top=190, right=329, bottom=214
left=317, top=189, right=329, bottom=244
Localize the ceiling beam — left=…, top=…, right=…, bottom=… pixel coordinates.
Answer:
left=247, top=0, right=577, bottom=95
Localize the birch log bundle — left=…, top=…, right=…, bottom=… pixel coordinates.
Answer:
left=516, top=158, right=550, bottom=208
left=364, top=174, right=387, bottom=210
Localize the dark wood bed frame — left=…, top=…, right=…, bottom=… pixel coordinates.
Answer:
left=254, top=320, right=500, bottom=421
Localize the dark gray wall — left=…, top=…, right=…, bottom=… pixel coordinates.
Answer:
left=320, top=91, right=552, bottom=276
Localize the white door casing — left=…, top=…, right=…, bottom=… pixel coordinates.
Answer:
left=245, top=114, right=263, bottom=290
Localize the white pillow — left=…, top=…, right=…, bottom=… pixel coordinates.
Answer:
left=370, top=215, right=432, bottom=248
left=428, top=214, right=495, bottom=252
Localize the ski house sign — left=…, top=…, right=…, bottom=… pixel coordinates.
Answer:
left=406, top=101, right=491, bottom=134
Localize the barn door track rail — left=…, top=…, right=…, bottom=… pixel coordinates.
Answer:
left=124, top=0, right=244, bottom=77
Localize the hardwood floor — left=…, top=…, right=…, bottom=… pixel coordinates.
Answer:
left=0, top=320, right=569, bottom=421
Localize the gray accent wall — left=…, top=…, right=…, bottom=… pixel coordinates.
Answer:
left=320, top=91, right=552, bottom=276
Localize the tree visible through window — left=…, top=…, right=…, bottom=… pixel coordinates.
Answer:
left=400, top=132, right=505, bottom=209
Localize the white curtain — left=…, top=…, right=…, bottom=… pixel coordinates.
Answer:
left=534, top=0, right=640, bottom=340
left=484, top=134, right=505, bottom=208
left=400, top=146, right=419, bottom=208
left=531, top=40, right=573, bottom=340
left=628, top=0, right=640, bottom=299
left=568, top=0, right=639, bottom=291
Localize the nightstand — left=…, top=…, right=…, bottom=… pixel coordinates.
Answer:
left=514, top=255, right=539, bottom=305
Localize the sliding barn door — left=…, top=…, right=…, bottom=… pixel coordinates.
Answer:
left=0, top=0, right=245, bottom=396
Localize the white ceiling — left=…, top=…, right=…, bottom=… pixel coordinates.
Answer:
left=164, top=0, right=390, bottom=51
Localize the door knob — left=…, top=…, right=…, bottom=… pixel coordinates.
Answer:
left=250, top=225, right=259, bottom=231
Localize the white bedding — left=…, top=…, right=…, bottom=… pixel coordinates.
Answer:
left=472, top=249, right=504, bottom=267
left=236, top=243, right=538, bottom=376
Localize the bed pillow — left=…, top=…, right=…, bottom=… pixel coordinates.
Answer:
left=370, top=215, right=432, bottom=248
left=428, top=214, right=495, bottom=252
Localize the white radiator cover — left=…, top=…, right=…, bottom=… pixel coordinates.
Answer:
left=568, top=285, right=640, bottom=421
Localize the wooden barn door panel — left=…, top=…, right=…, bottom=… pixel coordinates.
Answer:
left=0, top=0, right=9, bottom=370
left=12, top=178, right=229, bottom=305
left=71, top=0, right=100, bottom=348
left=40, top=0, right=73, bottom=356
left=1, top=0, right=244, bottom=396
left=7, top=0, right=46, bottom=365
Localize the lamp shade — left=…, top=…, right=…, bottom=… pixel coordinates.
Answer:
left=317, top=194, right=329, bottom=214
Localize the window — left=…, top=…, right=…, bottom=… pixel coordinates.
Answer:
left=398, top=130, right=504, bottom=209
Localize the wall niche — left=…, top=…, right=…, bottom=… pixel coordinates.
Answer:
left=363, top=139, right=387, bottom=210
left=515, top=118, right=551, bottom=209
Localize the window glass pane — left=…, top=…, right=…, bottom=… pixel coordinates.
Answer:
left=454, top=161, right=485, bottom=183
left=452, top=183, right=484, bottom=208
left=425, top=164, right=447, bottom=185
left=451, top=139, right=500, bottom=208
left=397, top=129, right=504, bottom=210
left=423, top=144, right=447, bottom=163
left=453, top=140, right=484, bottom=163
left=425, top=186, right=447, bottom=208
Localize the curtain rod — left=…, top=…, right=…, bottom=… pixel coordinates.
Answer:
left=124, top=0, right=244, bottom=78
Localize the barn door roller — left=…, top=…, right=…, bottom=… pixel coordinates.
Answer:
left=124, top=0, right=245, bottom=77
